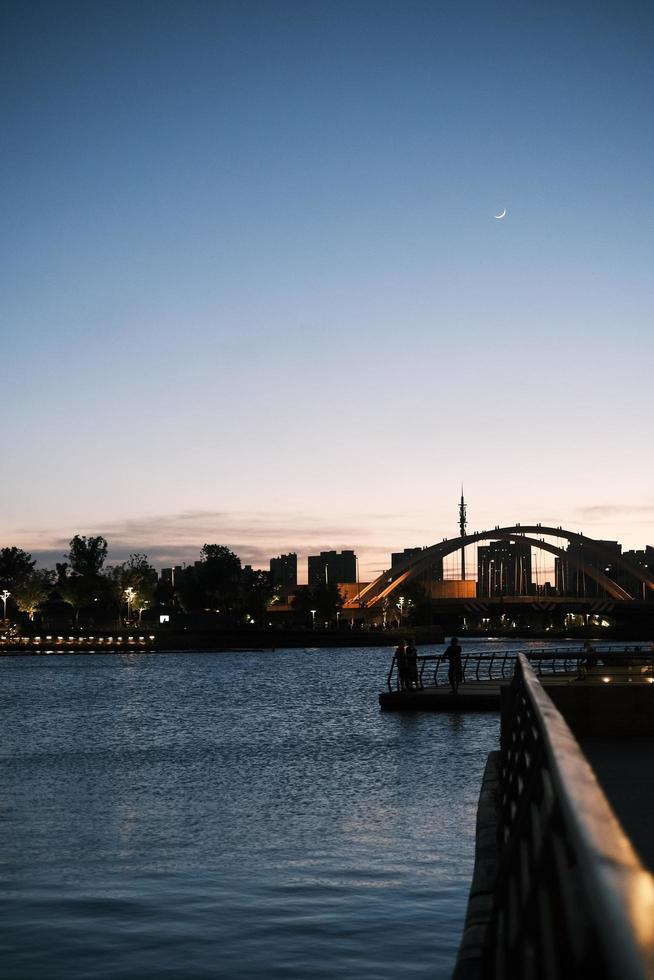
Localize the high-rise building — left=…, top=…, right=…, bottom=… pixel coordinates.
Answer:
left=391, top=548, right=423, bottom=570
left=269, top=553, right=297, bottom=590
left=307, top=550, right=357, bottom=585
left=391, top=547, right=443, bottom=581
left=160, top=565, right=184, bottom=586
left=477, top=540, right=532, bottom=597
left=555, top=540, right=621, bottom=597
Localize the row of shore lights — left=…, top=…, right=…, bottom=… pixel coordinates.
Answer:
left=2, top=635, right=156, bottom=643
left=24, top=636, right=154, bottom=643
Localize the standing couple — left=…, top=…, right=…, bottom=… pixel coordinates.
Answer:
left=395, top=639, right=420, bottom=692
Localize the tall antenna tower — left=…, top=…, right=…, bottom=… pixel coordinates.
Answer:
left=459, top=485, right=467, bottom=580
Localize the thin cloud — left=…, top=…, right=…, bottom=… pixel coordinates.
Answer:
left=577, top=504, right=654, bottom=522
left=6, top=509, right=431, bottom=579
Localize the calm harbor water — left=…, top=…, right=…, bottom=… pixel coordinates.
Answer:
left=0, top=640, right=562, bottom=979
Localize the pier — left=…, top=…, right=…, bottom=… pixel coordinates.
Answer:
left=379, top=645, right=654, bottom=711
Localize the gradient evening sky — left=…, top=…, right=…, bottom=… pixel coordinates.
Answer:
left=2, top=0, right=653, bottom=579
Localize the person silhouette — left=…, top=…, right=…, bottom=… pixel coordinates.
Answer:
left=444, top=637, right=463, bottom=694
left=405, top=640, right=419, bottom=690
left=395, top=639, right=408, bottom=692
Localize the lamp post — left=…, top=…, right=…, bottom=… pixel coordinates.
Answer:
left=397, top=595, right=405, bottom=626
left=138, top=601, right=148, bottom=624
left=310, top=609, right=316, bottom=630
left=1, top=589, right=9, bottom=620
left=336, top=610, right=340, bottom=629
left=124, top=587, right=136, bottom=623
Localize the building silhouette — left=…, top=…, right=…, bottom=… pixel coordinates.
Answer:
left=308, top=550, right=357, bottom=585
left=391, top=547, right=444, bottom=582
left=477, top=539, right=532, bottom=597
left=392, top=547, right=423, bottom=569
left=555, top=539, right=621, bottom=598
left=269, top=553, right=297, bottom=590
left=160, top=565, right=184, bottom=587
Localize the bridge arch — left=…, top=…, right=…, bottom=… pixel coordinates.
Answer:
left=344, top=525, right=653, bottom=610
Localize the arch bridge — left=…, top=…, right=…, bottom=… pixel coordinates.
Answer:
left=343, top=525, right=654, bottom=610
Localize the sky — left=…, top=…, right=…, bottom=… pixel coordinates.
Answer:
left=2, top=0, right=653, bottom=580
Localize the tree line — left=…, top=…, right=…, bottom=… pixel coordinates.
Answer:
left=0, top=537, right=346, bottom=628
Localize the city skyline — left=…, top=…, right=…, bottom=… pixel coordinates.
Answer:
left=3, top=2, right=653, bottom=578
left=7, top=497, right=653, bottom=585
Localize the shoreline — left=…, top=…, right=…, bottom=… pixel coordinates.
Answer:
left=0, top=627, right=444, bottom=656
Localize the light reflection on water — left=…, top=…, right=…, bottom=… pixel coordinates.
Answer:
left=0, top=642, right=535, bottom=979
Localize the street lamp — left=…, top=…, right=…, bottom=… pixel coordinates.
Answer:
left=397, top=595, right=405, bottom=626
left=138, top=601, right=148, bottom=624
left=1, top=589, right=9, bottom=620
left=336, top=610, right=340, bottom=629
left=310, top=609, right=317, bottom=629
left=124, top=587, right=136, bottom=623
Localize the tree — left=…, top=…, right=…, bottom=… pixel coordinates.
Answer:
left=68, top=535, right=108, bottom=579
left=312, top=581, right=343, bottom=623
left=293, top=582, right=343, bottom=626
left=58, top=575, right=92, bottom=626
left=14, top=569, right=54, bottom=621
left=107, top=554, right=157, bottom=624
left=0, top=547, right=36, bottom=591
left=242, top=568, right=276, bottom=624
left=396, top=581, right=431, bottom=626
left=198, top=544, right=242, bottom=615
left=53, top=537, right=111, bottom=626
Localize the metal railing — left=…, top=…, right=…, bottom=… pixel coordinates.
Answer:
left=385, top=645, right=654, bottom=693
left=485, top=654, right=654, bottom=979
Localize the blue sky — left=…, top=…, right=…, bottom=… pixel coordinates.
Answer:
left=2, top=1, right=653, bottom=577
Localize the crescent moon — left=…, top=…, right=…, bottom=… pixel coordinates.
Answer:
left=494, top=208, right=507, bottom=219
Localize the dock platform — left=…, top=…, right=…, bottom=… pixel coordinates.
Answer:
left=379, top=675, right=600, bottom=711
left=379, top=682, right=505, bottom=711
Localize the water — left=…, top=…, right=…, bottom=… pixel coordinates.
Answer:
left=0, top=642, right=516, bottom=979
